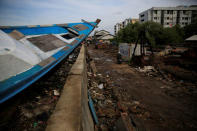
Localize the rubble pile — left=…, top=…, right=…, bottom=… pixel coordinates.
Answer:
left=87, top=43, right=197, bottom=130
left=87, top=56, right=146, bottom=130
left=134, top=65, right=174, bottom=82
left=87, top=69, right=119, bottom=130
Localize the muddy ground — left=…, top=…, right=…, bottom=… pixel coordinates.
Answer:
left=87, top=44, right=197, bottom=131
left=0, top=46, right=81, bottom=131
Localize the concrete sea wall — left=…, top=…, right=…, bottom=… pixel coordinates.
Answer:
left=46, top=45, right=94, bottom=131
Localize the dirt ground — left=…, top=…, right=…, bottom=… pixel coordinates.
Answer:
left=87, top=44, right=197, bottom=131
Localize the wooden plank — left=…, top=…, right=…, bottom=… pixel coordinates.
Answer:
left=28, top=35, right=67, bottom=52
left=90, top=60, right=97, bottom=74
left=9, top=30, right=25, bottom=40
left=73, top=24, right=89, bottom=31
left=38, top=57, right=56, bottom=67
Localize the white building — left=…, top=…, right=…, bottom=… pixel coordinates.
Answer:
left=114, top=18, right=139, bottom=35
left=139, top=5, right=197, bottom=27
left=94, top=30, right=114, bottom=43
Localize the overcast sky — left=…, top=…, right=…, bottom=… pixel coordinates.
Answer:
left=0, top=0, right=196, bottom=34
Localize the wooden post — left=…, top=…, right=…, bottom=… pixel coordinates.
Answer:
left=132, top=33, right=140, bottom=60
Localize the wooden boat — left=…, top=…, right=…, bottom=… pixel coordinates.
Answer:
left=0, top=19, right=101, bottom=103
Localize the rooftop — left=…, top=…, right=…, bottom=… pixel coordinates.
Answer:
left=185, top=35, right=197, bottom=41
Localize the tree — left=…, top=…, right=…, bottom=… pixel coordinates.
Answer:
left=183, top=21, right=197, bottom=39
left=139, top=21, right=164, bottom=47
left=162, top=25, right=184, bottom=44
left=115, top=22, right=141, bottom=43
left=115, top=21, right=186, bottom=46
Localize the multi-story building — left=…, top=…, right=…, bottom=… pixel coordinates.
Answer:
left=114, top=23, right=122, bottom=35
left=114, top=18, right=139, bottom=35
left=139, top=5, right=197, bottom=27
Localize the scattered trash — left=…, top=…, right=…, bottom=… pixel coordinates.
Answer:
left=98, top=83, right=104, bottom=89
left=21, top=108, right=34, bottom=118
left=160, top=86, right=170, bottom=89
left=53, top=90, right=60, bottom=96
left=94, top=58, right=100, bottom=60
left=138, top=66, right=155, bottom=73
left=106, top=59, right=112, bottom=62
left=69, top=54, right=74, bottom=59
left=132, top=101, right=140, bottom=105
left=87, top=72, right=92, bottom=77
left=97, top=74, right=102, bottom=76
left=33, top=122, right=38, bottom=128
left=36, top=96, right=41, bottom=99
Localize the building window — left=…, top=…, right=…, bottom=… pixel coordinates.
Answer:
left=166, top=23, right=169, bottom=25
left=185, top=17, right=188, bottom=20
left=154, top=10, right=157, bottom=14
left=154, top=17, right=157, bottom=20
left=167, top=10, right=173, bottom=14
left=167, top=17, right=169, bottom=20
left=141, top=19, right=144, bottom=22
left=141, top=14, right=144, bottom=17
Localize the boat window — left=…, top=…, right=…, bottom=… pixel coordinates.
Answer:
left=61, top=33, right=78, bottom=40
left=61, top=27, right=79, bottom=40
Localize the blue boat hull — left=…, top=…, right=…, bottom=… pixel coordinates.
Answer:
left=0, top=19, right=101, bottom=103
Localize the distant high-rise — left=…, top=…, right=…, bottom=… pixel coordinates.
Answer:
left=139, top=5, right=197, bottom=27
left=114, top=18, right=139, bottom=35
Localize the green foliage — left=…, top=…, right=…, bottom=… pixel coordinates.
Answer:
left=142, top=21, right=164, bottom=47
left=115, top=22, right=141, bottom=43
left=115, top=21, right=196, bottom=46
left=162, top=25, right=184, bottom=44
left=183, top=21, right=197, bottom=39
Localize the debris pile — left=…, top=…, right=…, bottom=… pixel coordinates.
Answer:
left=87, top=56, right=119, bottom=130
left=87, top=70, right=119, bottom=129
left=87, top=44, right=197, bottom=130
left=87, top=55, right=147, bottom=130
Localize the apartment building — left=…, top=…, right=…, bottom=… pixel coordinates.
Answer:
left=139, top=5, right=197, bottom=27
left=114, top=18, right=139, bottom=35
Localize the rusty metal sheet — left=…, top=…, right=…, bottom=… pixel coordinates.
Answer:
left=28, top=35, right=67, bottom=52
left=96, top=19, right=101, bottom=24
left=73, top=24, right=89, bottom=31
left=27, top=25, right=37, bottom=28
left=70, top=39, right=78, bottom=45
left=62, top=46, right=70, bottom=51
left=9, top=30, right=25, bottom=40
left=56, top=23, right=68, bottom=27
left=40, top=24, right=54, bottom=27
left=0, top=26, right=11, bottom=29
left=119, top=43, right=130, bottom=61
left=78, top=34, right=85, bottom=39
left=38, top=56, right=56, bottom=67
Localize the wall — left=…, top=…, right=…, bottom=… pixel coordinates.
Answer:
left=46, top=45, right=94, bottom=131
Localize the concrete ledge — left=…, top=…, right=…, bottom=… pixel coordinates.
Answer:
left=46, top=45, right=94, bottom=131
